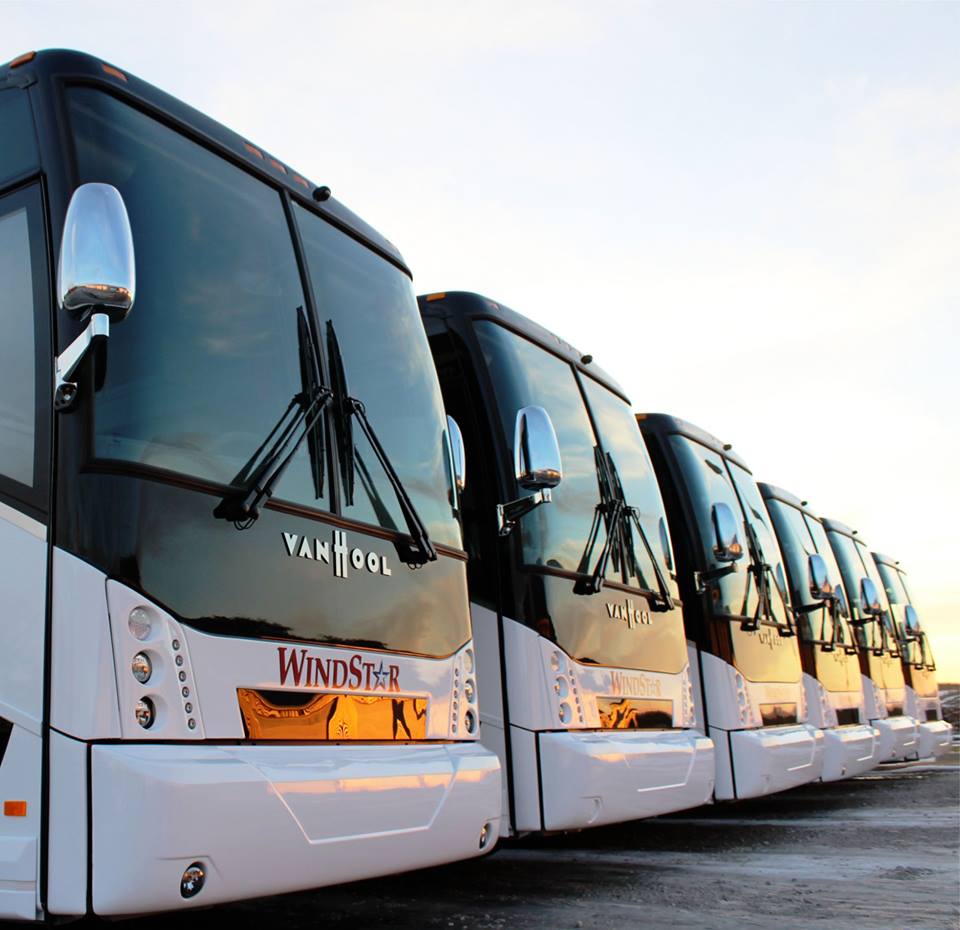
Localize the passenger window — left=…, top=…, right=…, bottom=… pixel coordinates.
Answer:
left=0, top=90, right=39, bottom=188
left=0, top=186, right=45, bottom=498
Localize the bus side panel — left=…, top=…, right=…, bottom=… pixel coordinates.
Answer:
left=0, top=511, right=46, bottom=921
left=46, top=732, right=87, bottom=915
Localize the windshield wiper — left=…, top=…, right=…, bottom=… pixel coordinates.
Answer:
left=574, top=448, right=624, bottom=595
left=326, top=321, right=437, bottom=568
left=605, top=455, right=675, bottom=610
left=215, top=307, right=332, bottom=529
left=738, top=517, right=795, bottom=636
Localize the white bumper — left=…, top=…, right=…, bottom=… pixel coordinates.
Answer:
left=538, top=729, right=715, bottom=831
left=872, top=715, right=918, bottom=762
left=91, top=742, right=501, bottom=916
left=729, top=724, right=824, bottom=799
left=820, top=724, right=881, bottom=781
left=916, top=719, right=953, bottom=759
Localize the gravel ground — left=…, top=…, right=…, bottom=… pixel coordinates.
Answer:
left=135, top=743, right=960, bottom=930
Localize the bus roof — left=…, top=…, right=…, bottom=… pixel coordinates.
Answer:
left=418, top=290, right=629, bottom=403
left=872, top=551, right=903, bottom=570
left=757, top=482, right=819, bottom=518
left=0, top=48, right=410, bottom=274
left=636, top=412, right=752, bottom=473
left=821, top=517, right=860, bottom=540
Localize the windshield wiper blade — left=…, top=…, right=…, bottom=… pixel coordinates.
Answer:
left=574, top=447, right=623, bottom=595
left=326, top=320, right=437, bottom=568
left=215, top=307, right=332, bottom=529
left=739, top=517, right=794, bottom=636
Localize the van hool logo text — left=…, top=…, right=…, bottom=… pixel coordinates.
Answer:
left=610, top=671, right=662, bottom=697
left=758, top=629, right=784, bottom=650
left=605, top=598, right=651, bottom=630
left=282, top=530, right=392, bottom=578
left=278, top=646, right=401, bottom=692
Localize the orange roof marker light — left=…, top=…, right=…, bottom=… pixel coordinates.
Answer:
left=268, top=158, right=287, bottom=175
left=101, top=63, right=127, bottom=82
left=291, top=173, right=311, bottom=189
left=243, top=142, right=264, bottom=159
left=3, top=801, right=27, bottom=817
left=8, top=51, right=36, bottom=69
left=424, top=293, right=446, bottom=302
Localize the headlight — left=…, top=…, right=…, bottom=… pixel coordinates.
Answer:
left=135, top=697, right=155, bottom=729
left=131, top=652, right=152, bottom=684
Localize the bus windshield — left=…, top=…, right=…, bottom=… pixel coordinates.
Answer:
left=475, top=321, right=674, bottom=596
left=67, top=86, right=460, bottom=548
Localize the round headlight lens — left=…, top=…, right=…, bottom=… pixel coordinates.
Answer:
left=180, top=862, right=206, bottom=898
left=463, top=678, right=476, bottom=703
left=135, top=697, right=155, bottom=729
left=464, top=649, right=475, bottom=675
left=463, top=708, right=477, bottom=734
left=131, top=652, right=152, bottom=684
left=559, top=702, right=573, bottom=724
left=128, top=606, right=153, bottom=641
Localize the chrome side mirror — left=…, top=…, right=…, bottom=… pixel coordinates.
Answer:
left=497, top=406, right=562, bottom=536
left=658, top=516, right=673, bottom=572
left=446, top=415, right=466, bottom=494
left=808, top=553, right=833, bottom=600
left=59, top=183, right=135, bottom=320
left=54, top=183, right=135, bottom=410
left=859, top=577, right=884, bottom=617
left=834, top=584, right=849, bottom=619
left=514, top=405, right=562, bottom=490
left=711, top=502, right=743, bottom=563
left=903, top=604, right=921, bottom=640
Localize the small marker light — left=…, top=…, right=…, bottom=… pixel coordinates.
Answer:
left=463, top=678, right=476, bottom=703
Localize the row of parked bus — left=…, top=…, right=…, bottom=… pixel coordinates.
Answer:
left=0, top=49, right=950, bottom=920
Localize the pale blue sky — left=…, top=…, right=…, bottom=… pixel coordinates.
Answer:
left=5, top=1, right=959, bottom=675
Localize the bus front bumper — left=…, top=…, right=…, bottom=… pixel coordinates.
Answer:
left=820, top=724, right=881, bottom=781
left=537, top=729, right=715, bottom=831
left=916, top=719, right=952, bottom=759
left=90, top=741, right=501, bottom=916
left=872, top=715, right=918, bottom=762
left=729, top=723, right=824, bottom=799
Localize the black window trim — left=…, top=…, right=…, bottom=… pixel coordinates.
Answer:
left=0, top=177, right=52, bottom=521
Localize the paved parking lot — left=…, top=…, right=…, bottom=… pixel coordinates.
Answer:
left=139, top=742, right=959, bottom=930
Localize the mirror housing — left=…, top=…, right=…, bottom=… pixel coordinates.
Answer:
left=514, top=406, right=562, bottom=491
left=808, top=553, right=833, bottom=600
left=711, top=502, right=743, bottom=563
left=658, top=516, right=673, bottom=572
left=903, top=604, right=921, bottom=640
left=446, top=415, right=466, bottom=495
left=58, top=183, right=135, bottom=321
left=859, top=577, right=884, bottom=617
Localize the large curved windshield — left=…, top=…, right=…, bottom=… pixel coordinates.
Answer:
left=68, top=87, right=460, bottom=548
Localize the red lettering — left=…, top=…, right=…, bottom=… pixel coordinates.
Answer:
left=388, top=665, right=400, bottom=692
left=348, top=655, right=363, bottom=689
left=315, top=658, right=330, bottom=688
left=331, top=659, right=348, bottom=689
left=363, top=662, right=374, bottom=689
left=278, top=647, right=306, bottom=687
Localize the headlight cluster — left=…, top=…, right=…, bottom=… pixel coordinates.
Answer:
left=679, top=667, right=697, bottom=728
left=450, top=646, right=479, bottom=737
left=735, top=672, right=760, bottom=728
left=551, top=651, right=584, bottom=726
left=119, top=601, right=202, bottom=737
left=817, top=684, right=837, bottom=728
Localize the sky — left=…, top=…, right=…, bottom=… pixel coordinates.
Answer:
left=4, top=1, right=959, bottom=678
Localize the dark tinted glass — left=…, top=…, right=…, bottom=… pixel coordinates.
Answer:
left=727, top=464, right=790, bottom=627
left=0, top=204, right=35, bottom=485
left=668, top=435, right=747, bottom=614
left=293, top=204, right=460, bottom=547
left=0, top=91, right=38, bottom=187
left=68, top=88, right=327, bottom=510
left=580, top=377, right=677, bottom=596
left=475, top=321, right=601, bottom=571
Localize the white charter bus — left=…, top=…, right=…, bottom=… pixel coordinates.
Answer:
left=419, top=293, right=714, bottom=835
left=0, top=50, right=500, bottom=919
left=759, top=484, right=881, bottom=780
left=638, top=415, right=824, bottom=800
left=872, top=552, right=951, bottom=759
left=823, top=520, right=918, bottom=762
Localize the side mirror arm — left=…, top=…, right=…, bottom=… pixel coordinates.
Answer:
left=497, top=489, right=552, bottom=537
left=54, top=312, right=110, bottom=410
